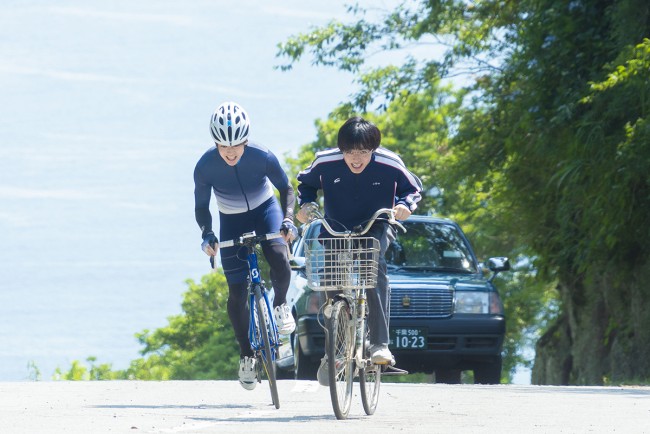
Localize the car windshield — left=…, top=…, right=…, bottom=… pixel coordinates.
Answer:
left=385, top=221, right=477, bottom=274
left=298, top=220, right=477, bottom=274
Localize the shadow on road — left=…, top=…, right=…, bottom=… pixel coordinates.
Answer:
left=188, top=414, right=336, bottom=423
left=90, top=404, right=253, bottom=410
left=509, top=385, right=650, bottom=397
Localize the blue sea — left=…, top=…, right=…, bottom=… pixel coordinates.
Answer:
left=0, top=0, right=380, bottom=381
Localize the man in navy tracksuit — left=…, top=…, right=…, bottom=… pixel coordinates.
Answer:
left=194, top=101, right=297, bottom=390
left=296, top=116, right=422, bottom=385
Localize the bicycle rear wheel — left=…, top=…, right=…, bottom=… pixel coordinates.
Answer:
left=327, top=299, right=355, bottom=420
left=254, top=285, right=280, bottom=409
left=359, top=323, right=381, bottom=415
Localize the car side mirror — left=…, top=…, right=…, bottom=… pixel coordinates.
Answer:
left=487, top=257, right=510, bottom=282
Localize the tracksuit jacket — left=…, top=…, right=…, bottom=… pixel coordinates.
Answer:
left=296, top=147, right=423, bottom=231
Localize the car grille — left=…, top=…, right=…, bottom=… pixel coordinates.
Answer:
left=390, top=286, right=453, bottom=317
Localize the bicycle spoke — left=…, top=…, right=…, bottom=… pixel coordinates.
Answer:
left=254, top=286, right=280, bottom=409
left=360, top=326, right=381, bottom=415
left=328, top=300, right=354, bottom=420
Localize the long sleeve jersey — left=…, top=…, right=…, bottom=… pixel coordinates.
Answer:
left=193, top=142, right=295, bottom=237
left=297, top=147, right=422, bottom=232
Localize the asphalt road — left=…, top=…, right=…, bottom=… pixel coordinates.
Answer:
left=1, top=380, right=649, bottom=433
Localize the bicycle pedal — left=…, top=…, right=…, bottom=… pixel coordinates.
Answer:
left=382, top=365, right=409, bottom=376
left=370, top=357, right=396, bottom=366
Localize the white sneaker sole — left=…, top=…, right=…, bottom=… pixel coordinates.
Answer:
left=277, top=326, right=296, bottom=335
left=239, top=380, right=257, bottom=390
left=370, top=355, right=395, bottom=365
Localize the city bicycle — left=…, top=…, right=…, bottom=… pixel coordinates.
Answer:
left=211, top=231, right=283, bottom=409
left=302, top=206, right=406, bottom=419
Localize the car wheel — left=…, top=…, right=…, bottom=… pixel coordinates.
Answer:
left=473, top=358, right=502, bottom=384
left=294, top=334, right=318, bottom=380
left=275, top=355, right=295, bottom=380
left=435, top=369, right=461, bottom=384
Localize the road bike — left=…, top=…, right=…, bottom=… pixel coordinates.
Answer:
left=302, top=206, right=406, bottom=419
left=211, top=231, right=283, bottom=409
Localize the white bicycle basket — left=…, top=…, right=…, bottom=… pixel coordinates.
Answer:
left=304, top=237, right=380, bottom=291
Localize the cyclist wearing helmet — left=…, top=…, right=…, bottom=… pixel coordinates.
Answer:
left=296, top=116, right=422, bottom=386
left=194, top=101, right=297, bottom=390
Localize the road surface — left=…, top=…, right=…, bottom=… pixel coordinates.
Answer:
left=1, top=380, right=649, bottom=433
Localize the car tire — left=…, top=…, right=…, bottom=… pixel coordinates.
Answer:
left=435, top=369, right=461, bottom=384
left=473, top=358, right=502, bottom=384
left=275, top=362, right=294, bottom=380
left=294, top=334, right=319, bottom=380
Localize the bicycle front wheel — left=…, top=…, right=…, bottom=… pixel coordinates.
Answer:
left=327, top=299, right=355, bottom=420
left=254, top=286, right=280, bottom=409
left=359, top=323, right=381, bottom=415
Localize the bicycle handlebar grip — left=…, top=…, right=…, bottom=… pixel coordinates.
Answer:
left=218, top=232, right=281, bottom=249
left=303, top=202, right=322, bottom=221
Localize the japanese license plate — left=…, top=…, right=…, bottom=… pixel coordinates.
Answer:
left=389, top=327, right=427, bottom=350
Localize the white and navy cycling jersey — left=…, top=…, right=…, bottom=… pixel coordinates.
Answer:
left=297, top=147, right=422, bottom=232
left=194, top=142, right=294, bottom=237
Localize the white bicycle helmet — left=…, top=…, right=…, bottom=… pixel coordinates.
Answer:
left=210, top=101, right=250, bottom=146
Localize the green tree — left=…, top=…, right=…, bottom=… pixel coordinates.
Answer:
left=278, top=0, right=650, bottom=384
left=284, top=91, right=541, bottom=381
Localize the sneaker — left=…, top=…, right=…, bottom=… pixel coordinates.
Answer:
left=370, top=344, right=395, bottom=365
left=316, top=356, right=329, bottom=386
left=316, top=354, right=348, bottom=386
left=238, top=356, right=257, bottom=390
left=273, top=303, right=296, bottom=335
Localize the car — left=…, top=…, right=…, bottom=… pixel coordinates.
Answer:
left=275, top=214, right=511, bottom=384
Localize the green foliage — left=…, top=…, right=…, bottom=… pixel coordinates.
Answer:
left=56, top=270, right=239, bottom=381
left=278, top=0, right=650, bottom=383
left=276, top=1, right=517, bottom=110
left=54, top=357, right=125, bottom=381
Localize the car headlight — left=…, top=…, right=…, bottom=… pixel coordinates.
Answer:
left=455, top=291, right=504, bottom=314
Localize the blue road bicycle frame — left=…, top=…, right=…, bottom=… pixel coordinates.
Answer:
left=245, top=247, right=280, bottom=357
left=211, top=230, right=283, bottom=409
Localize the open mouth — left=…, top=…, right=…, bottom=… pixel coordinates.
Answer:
left=351, top=163, right=363, bottom=169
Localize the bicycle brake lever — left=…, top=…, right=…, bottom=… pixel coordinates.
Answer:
left=393, top=220, right=407, bottom=233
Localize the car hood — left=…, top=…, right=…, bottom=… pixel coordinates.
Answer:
left=388, top=272, right=491, bottom=290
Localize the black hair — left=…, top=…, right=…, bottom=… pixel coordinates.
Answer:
left=337, top=116, right=381, bottom=152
